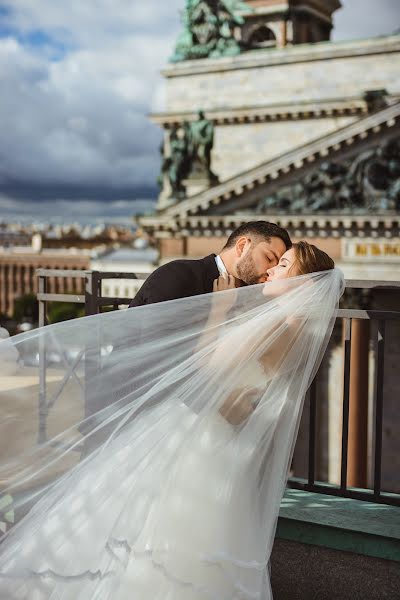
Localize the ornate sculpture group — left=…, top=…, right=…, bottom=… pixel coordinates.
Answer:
left=158, top=112, right=217, bottom=200
left=171, top=0, right=249, bottom=62
left=256, top=138, right=400, bottom=214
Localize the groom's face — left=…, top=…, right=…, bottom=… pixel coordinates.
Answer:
left=236, top=236, right=287, bottom=285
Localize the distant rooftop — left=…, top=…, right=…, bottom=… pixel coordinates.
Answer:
left=0, top=231, right=31, bottom=248
left=96, top=247, right=159, bottom=264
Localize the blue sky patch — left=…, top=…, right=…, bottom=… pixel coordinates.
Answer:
left=0, top=4, right=11, bottom=18
left=0, top=6, right=72, bottom=60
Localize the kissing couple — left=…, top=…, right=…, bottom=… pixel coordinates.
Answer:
left=0, top=221, right=344, bottom=599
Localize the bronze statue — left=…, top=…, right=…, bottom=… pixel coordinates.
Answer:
left=171, top=0, right=249, bottom=62
left=187, top=111, right=217, bottom=180
left=157, top=126, right=192, bottom=200
left=158, top=113, right=218, bottom=201
left=169, top=126, right=192, bottom=198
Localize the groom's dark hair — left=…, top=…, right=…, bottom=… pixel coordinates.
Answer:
left=222, top=221, right=292, bottom=250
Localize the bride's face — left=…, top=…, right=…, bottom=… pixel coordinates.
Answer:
left=266, top=248, right=298, bottom=281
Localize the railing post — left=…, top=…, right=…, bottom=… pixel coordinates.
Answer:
left=85, top=271, right=100, bottom=316
left=348, top=319, right=370, bottom=488
left=308, top=377, right=317, bottom=486
left=38, top=274, right=47, bottom=328
left=38, top=273, right=47, bottom=443
left=373, top=320, right=385, bottom=499
left=82, top=271, right=101, bottom=456
left=340, top=318, right=352, bottom=491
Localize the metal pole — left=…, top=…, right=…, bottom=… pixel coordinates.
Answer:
left=38, top=274, right=47, bottom=443
left=82, top=271, right=101, bottom=456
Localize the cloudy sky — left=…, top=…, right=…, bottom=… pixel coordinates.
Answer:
left=0, top=0, right=399, bottom=223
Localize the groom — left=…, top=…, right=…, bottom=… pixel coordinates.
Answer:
left=129, top=221, right=291, bottom=307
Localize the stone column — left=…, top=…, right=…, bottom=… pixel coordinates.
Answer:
left=14, top=264, right=22, bottom=299
left=23, top=265, right=30, bottom=296
left=31, top=265, right=38, bottom=294
left=0, top=265, right=6, bottom=315
left=347, top=319, right=370, bottom=488
left=66, top=275, right=74, bottom=291
left=280, top=20, right=287, bottom=47
left=7, top=264, right=14, bottom=317
left=48, top=274, right=56, bottom=295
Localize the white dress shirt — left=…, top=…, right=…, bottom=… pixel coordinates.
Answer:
left=215, top=255, right=228, bottom=276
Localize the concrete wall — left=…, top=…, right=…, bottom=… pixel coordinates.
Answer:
left=0, top=252, right=90, bottom=317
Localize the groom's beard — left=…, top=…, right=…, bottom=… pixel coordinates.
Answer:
left=236, top=254, right=262, bottom=285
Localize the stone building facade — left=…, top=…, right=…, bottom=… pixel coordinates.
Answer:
left=143, top=18, right=400, bottom=280
left=0, top=249, right=90, bottom=317
left=139, top=1, right=400, bottom=490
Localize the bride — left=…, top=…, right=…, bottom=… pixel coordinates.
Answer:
left=0, top=241, right=343, bottom=599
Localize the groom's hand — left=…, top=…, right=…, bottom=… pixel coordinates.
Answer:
left=212, top=275, right=238, bottom=313
left=213, top=274, right=237, bottom=292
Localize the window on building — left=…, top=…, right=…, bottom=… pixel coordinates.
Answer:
left=248, top=25, right=277, bottom=49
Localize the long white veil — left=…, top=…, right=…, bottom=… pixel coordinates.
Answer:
left=0, top=270, right=344, bottom=599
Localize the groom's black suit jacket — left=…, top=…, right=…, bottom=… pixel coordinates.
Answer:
left=129, top=253, right=220, bottom=307
left=82, top=256, right=220, bottom=448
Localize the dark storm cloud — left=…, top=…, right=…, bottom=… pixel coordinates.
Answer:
left=0, top=0, right=399, bottom=212
left=0, top=1, right=183, bottom=208
left=0, top=180, right=157, bottom=202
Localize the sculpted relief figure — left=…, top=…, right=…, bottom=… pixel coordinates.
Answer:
left=300, top=162, right=347, bottom=212
left=343, top=138, right=400, bottom=211
left=255, top=137, right=400, bottom=215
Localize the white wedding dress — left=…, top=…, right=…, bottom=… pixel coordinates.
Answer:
left=0, top=270, right=344, bottom=600
left=1, top=363, right=270, bottom=600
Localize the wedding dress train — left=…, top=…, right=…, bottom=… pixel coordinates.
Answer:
left=2, top=367, right=270, bottom=599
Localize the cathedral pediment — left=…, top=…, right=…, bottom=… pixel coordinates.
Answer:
left=140, top=101, right=400, bottom=235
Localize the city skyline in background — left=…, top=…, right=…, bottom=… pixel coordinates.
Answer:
left=0, top=0, right=399, bottom=224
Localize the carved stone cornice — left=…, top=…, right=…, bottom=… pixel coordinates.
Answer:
left=150, top=97, right=373, bottom=127
left=161, top=35, right=400, bottom=78
left=139, top=102, right=400, bottom=228
left=143, top=214, right=400, bottom=239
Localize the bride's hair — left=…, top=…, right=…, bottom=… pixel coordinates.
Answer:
left=291, top=241, right=335, bottom=275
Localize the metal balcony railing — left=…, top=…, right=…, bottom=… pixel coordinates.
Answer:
left=36, top=269, right=149, bottom=327
left=35, top=270, right=400, bottom=507
left=288, top=279, right=400, bottom=507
